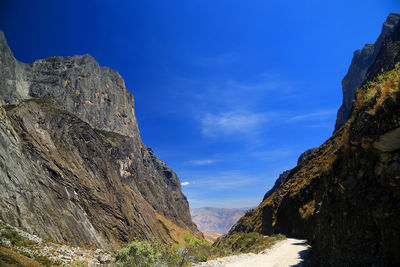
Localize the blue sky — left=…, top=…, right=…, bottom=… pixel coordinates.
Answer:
left=1, top=1, right=399, bottom=208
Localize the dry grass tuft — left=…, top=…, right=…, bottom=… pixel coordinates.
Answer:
left=355, top=63, right=400, bottom=114
left=299, top=200, right=315, bottom=220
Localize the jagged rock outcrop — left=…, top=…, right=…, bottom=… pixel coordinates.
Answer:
left=0, top=31, right=139, bottom=139
left=0, top=31, right=200, bottom=249
left=231, top=17, right=400, bottom=266
left=334, top=13, right=400, bottom=132
left=262, top=148, right=317, bottom=202
left=296, top=148, right=317, bottom=165
left=366, top=17, right=400, bottom=82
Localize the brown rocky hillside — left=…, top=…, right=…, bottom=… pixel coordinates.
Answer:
left=231, top=14, right=400, bottom=266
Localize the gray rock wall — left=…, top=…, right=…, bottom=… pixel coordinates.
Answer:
left=0, top=31, right=139, bottom=139
left=334, top=13, right=400, bottom=132
left=0, top=31, right=200, bottom=248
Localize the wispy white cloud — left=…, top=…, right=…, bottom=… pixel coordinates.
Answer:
left=181, top=181, right=190, bottom=186
left=195, top=52, right=239, bottom=67
left=187, top=159, right=219, bottom=165
left=251, top=148, right=293, bottom=162
left=201, top=110, right=273, bottom=137
left=198, top=178, right=254, bottom=189
left=186, top=170, right=257, bottom=189
left=170, top=71, right=292, bottom=109
left=226, top=79, right=285, bottom=92
left=288, top=109, right=337, bottom=122
left=304, top=123, right=334, bottom=129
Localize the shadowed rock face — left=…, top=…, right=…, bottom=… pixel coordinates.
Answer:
left=231, top=17, right=400, bottom=266
left=0, top=31, right=200, bottom=249
left=366, top=18, right=400, bottom=82
left=334, top=13, right=400, bottom=132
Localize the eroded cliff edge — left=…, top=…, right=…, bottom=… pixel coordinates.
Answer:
left=231, top=14, right=400, bottom=266
left=0, top=31, right=200, bottom=249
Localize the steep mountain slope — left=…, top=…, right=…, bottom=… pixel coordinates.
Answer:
left=191, top=207, right=250, bottom=233
left=334, top=13, right=400, bottom=132
left=262, top=148, right=317, bottom=202
left=231, top=16, right=400, bottom=266
left=0, top=31, right=200, bottom=249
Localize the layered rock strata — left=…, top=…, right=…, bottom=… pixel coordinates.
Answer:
left=0, top=31, right=200, bottom=249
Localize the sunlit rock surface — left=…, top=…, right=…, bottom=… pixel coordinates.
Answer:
left=0, top=31, right=200, bottom=249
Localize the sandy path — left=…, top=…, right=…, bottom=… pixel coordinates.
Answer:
left=193, top=238, right=310, bottom=267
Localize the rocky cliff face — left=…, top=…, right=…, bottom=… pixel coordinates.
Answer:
left=231, top=18, right=400, bottom=266
left=0, top=32, right=139, bottom=139
left=334, top=13, right=400, bottom=132
left=0, top=31, right=200, bottom=249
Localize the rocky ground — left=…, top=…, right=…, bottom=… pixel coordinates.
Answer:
left=0, top=220, right=113, bottom=266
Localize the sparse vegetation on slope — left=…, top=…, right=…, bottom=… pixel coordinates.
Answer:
left=355, top=63, right=400, bottom=114
left=0, top=246, right=43, bottom=267
left=0, top=220, right=111, bottom=266
left=212, top=232, right=285, bottom=257
left=114, top=232, right=285, bottom=266
left=230, top=45, right=400, bottom=266
left=114, top=234, right=211, bottom=267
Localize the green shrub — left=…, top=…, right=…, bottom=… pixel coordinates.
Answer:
left=0, top=227, right=36, bottom=248
left=33, top=254, right=62, bottom=267
left=171, top=234, right=211, bottom=266
left=17, top=250, right=32, bottom=258
left=114, top=235, right=211, bottom=267
left=114, top=240, right=161, bottom=267
left=72, top=260, right=89, bottom=266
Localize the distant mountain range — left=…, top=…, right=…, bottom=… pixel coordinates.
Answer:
left=191, top=207, right=252, bottom=233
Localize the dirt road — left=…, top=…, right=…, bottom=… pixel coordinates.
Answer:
left=193, top=238, right=310, bottom=267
